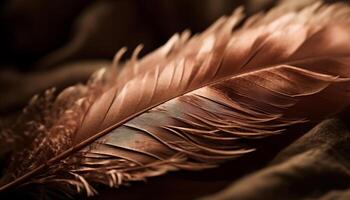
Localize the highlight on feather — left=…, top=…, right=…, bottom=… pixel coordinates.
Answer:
left=1, top=1, right=350, bottom=197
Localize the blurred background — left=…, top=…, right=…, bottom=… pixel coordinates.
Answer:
left=1, top=0, right=345, bottom=116
left=0, top=0, right=349, bottom=199
left=0, top=0, right=279, bottom=118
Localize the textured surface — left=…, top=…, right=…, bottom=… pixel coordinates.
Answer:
left=201, top=116, right=350, bottom=200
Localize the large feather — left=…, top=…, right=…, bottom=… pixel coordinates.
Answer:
left=1, top=1, right=350, bottom=197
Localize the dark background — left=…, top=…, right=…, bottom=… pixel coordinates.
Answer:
left=0, top=0, right=277, bottom=118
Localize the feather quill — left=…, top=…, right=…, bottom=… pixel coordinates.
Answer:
left=1, top=1, right=350, bottom=197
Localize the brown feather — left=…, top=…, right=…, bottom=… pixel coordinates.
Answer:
left=1, top=1, right=350, bottom=197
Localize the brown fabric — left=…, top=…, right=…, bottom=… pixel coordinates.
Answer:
left=200, top=117, right=350, bottom=200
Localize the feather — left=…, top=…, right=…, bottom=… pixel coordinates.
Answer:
left=1, top=1, right=350, bottom=197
